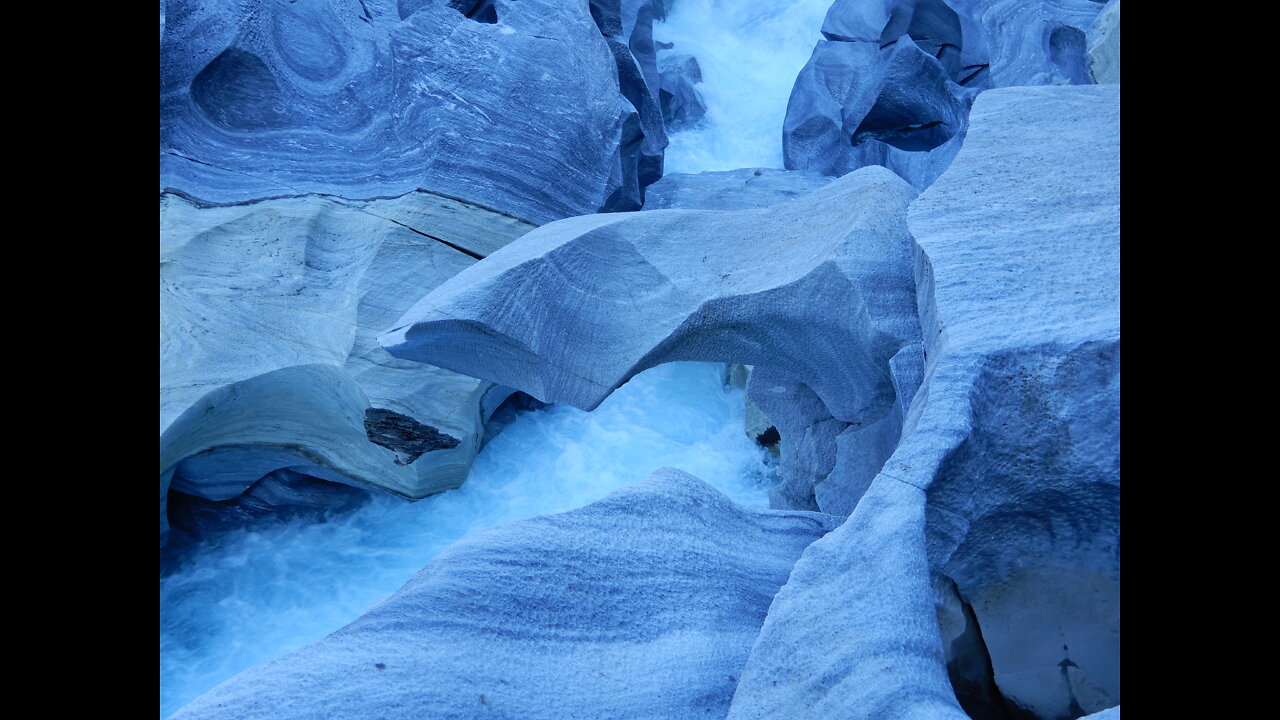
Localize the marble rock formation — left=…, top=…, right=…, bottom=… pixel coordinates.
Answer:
left=159, top=0, right=665, bottom=224
left=784, top=33, right=976, bottom=191
left=382, top=166, right=926, bottom=515
left=1088, top=0, right=1120, bottom=84
left=728, top=84, right=1119, bottom=720
left=947, top=0, right=1105, bottom=87
left=170, top=468, right=840, bottom=720
left=784, top=0, right=1107, bottom=189
left=159, top=190, right=535, bottom=543
left=641, top=168, right=849, bottom=466
left=642, top=167, right=833, bottom=211
left=658, top=53, right=708, bottom=130
left=589, top=0, right=670, bottom=211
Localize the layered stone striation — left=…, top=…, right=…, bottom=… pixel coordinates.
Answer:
left=381, top=166, right=926, bottom=514
left=159, top=190, right=535, bottom=544
left=160, top=0, right=668, bottom=225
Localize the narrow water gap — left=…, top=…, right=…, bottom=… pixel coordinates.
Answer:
left=159, top=362, right=777, bottom=718
left=655, top=0, right=830, bottom=173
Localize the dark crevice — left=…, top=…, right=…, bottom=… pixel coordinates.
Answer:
left=190, top=48, right=290, bottom=131
left=852, top=120, right=946, bottom=151
left=324, top=197, right=488, bottom=260
left=754, top=426, right=780, bottom=448
left=1048, top=25, right=1091, bottom=85
left=481, top=391, right=547, bottom=447
left=588, top=0, right=665, bottom=212
left=959, top=64, right=990, bottom=86
left=1059, top=653, right=1086, bottom=718
left=448, top=0, right=497, bottom=23
left=941, top=576, right=1016, bottom=720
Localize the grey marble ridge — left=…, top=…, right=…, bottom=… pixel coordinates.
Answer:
left=1088, top=0, right=1120, bottom=84
left=729, top=84, right=1120, bottom=720
left=163, top=3, right=1120, bottom=718
left=159, top=0, right=676, bottom=542
left=170, top=468, right=840, bottom=720
left=168, top=81, right=1120, bottom=720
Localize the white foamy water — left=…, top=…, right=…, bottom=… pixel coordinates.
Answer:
left=655, top=0, right=831, bottom=173
left=159, top=362, right=775, bottom=718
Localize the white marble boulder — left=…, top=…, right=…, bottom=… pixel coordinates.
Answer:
left=160, top=0, right=665, bottom=224
left=382, top=166, right=927, bottom=515
left=727, top=85, right=1120, bottom=720
left=160, top=190, right=535, bottom=544
left=170, top=468, right=840, bottom=720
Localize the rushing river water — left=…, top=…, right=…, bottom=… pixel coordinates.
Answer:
left=656, top=0, right=831, bottom=173
left=159, top=363, right=776, bottom=717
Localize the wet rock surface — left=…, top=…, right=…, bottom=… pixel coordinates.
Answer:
left=171, top=470, right=840, bottom=720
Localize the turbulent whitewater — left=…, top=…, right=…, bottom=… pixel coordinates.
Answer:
left=655, top=0, right=832, bottom=172
left=159, top=363, right=775, bottom=718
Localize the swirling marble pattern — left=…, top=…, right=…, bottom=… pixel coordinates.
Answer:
left=160, top=0, right=664, bottom=224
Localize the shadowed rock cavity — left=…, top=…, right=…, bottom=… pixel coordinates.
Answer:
left=1048, top=25, right=1091, bottom=85
left=479, top=389, right=547, bottom=446
left=167, top=468, right=372, bottom=548
left=190, top=48, right=289, bottom=131
left=447, top=0, right=497, bottom=23
left=784, top=0, right=1107, bottom=189
left=381, top=166, right=927, bottom=515
left=934, top=575, right=1013, bottom=720
left=785, top=34, right=976, bottom=190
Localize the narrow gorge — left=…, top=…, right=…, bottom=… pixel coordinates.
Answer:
left=159, top=1, right=1120, bottom=718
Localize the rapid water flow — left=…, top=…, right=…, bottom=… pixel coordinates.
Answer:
left=160, top=362, right=776, bottom=717
left=655, top=0, right=831, bottom=173
left=161, top=2, right=831, bottom=713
